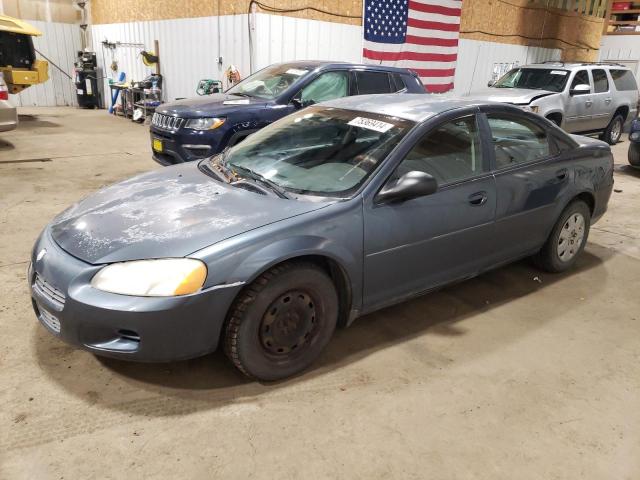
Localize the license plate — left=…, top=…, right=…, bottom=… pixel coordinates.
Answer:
left=152, top=138, right=163, bottom=152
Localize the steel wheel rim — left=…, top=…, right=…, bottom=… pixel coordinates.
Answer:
left=611, top=119, right=622, bottom=142
left=557, top=213, right=586, bottom=262
left=260, top=290, right=318, bottom=356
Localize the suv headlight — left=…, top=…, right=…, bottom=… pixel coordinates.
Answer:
left=185, top=117, right=225, bottom=130
left=91, top=259, right=207, bottom=296
left=519, top=105, right=539, bottom=114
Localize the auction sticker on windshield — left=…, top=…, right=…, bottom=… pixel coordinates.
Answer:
left=286, top=68, right=308, bottom=76
left=348, top=117, right=394, bottom=133
left=550, top=70, right=567, bottom=75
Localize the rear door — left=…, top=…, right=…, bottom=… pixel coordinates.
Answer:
left=564, top=69, right=593, bottom=133
left=589, top=68, right=613, bottom=130
left=482, top=109, right=571, bottom=261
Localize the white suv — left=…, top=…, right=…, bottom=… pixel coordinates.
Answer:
left=468, top=62, right=639, bottom=145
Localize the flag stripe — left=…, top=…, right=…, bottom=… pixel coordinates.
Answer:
left=409, top=10, right=461, bottom=24
left=407, top=17, right=461, bottom=32
left=408, top=0, right=461, bottom=17
left=404, top=34, right=459, bottom=47
left=363, top=48, right=458, bottom=63
left=363, top=40, right=458, bottom=54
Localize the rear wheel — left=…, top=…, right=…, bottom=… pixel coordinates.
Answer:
left=601, top=114, right=624, bottom=145
left=629, top=142, right=640, bottom=167
left=224, top=262, right=338, bottom=381
left=533, top=200, right=591, bottom=273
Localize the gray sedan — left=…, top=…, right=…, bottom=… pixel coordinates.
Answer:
left=29, top=94, right=614, bottom=380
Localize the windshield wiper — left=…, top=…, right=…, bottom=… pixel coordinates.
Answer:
left=228, top=164, right=290, bottom=199
left=230, top=92, right=252, bottom=98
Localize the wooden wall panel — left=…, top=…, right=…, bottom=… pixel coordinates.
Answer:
left=459, top=0, right=603, bottom=62
left=90, top=0, right=362, bottom=26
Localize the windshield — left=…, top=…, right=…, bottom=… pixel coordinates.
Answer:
left=218, top=107, right=414, bottom=197
left=226, top=64, right=311, bottom=99
left=493, top=68, right=569, bottom=92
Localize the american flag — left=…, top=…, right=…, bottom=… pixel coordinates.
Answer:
left=363, top=0, right=462, bottom=93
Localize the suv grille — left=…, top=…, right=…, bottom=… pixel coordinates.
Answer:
left=34, top=273, right=66, bottom=309
left=152, top=113, right=184, bottom=130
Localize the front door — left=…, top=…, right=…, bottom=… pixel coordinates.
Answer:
left=564, top=69, right=593, bottom=133
left=363, top=114, right=497, bottom=310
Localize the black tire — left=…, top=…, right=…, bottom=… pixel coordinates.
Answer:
left=629, top=142, right=640, bottom=167
left=533, top=200, right=591, bottom=273
left=224, top=262, right=338, bottom=381
left=601, top=114, right=624, bottom=145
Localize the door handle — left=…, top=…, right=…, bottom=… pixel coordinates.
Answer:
left=555, top=168, right=568, bottom=181
left=605, top=98, right=612, bottom=104
left=585, top=100, right=593, bottom=107
left=468, top=191, right=488, bottom=206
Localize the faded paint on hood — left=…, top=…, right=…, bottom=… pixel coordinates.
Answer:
left=50, top=163, right=330, bottom=264
left=466, top=88, right=557, bottom=105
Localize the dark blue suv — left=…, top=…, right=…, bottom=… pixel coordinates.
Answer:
left=150, top=61, right=425, bottom=165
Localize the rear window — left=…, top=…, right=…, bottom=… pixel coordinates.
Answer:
left=610, top=69, right=638, bottom=91
left=355, top=71, right=392, bottom=94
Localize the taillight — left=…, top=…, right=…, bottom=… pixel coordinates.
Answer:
left=0, top=90, right=8, bottom=101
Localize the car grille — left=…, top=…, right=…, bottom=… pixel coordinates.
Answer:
left=151, top=113, right=184, bottom=130
left=40, top=308, right=61, bottom=333
left=34, top=273, right=66, bottom=309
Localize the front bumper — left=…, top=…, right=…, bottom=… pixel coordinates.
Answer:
left=29, top=228, right=242, bottom=362
left=150, top=126, right=225, bottom=166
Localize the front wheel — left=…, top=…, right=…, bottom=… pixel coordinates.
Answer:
left=224, top=262, right=338, bottom=381
left=533, top=200, right=591, bottom=273
left=601, top=114, right=624, bottom=145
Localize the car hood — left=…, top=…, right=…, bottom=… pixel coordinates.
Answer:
left=467, top=88, right=557, bottom=104
left=49, top=163, right=329, bottom=264
left=156, top=93, right=269, bottom=117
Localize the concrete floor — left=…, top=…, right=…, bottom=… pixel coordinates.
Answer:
left=1, top=107, right=639, bottom=479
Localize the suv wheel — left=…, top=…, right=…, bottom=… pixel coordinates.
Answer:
left=601, top=114, right=624, bottom=145
left=224, top=262, right=338, bottom=381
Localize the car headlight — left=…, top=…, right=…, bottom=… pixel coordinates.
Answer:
left=631, top=131, right=640, bottom=141
left=184, top=117, right=225, bottom=130
left=91, top=259, right=207, bottom=297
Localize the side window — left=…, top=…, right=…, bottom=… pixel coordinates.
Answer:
left=592, top=69, right=609, bottom=93
left=394, top=116, right=483, bottom=185
left=487, top=114, right=550, bottom=168
left=571, top=70, right=590, bottom=90
left=610, top=69, right=638, bottom=91
left=355, top=71, right=392, bottom=94
left=299, top=71, right=349, bottom=104
left=391, top=74, right=406, bottom=92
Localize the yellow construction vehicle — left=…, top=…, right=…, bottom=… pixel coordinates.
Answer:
left=0, top=14, right=49, bottom=94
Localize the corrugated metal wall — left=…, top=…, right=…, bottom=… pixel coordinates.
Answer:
left=90, top=14, right=251, bottom=106
left=252, top=13, right=363, bottom=71
left=13, top=20, right=81, bottom=107
left=599, top=36, right=640, bottom=79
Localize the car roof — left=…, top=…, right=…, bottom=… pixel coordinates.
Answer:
left=269, top=60, right=416, bottom=75
left=519, top=62, right=631, bottom=71
left=321, top=94, right=499, bottom=122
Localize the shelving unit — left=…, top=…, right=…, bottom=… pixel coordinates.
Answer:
left=604, top=1, right=640, bottom=34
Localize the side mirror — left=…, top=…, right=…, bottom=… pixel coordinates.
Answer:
left=570, top=84, right=590, bottom=96
left=291, top=97, right=314, bottom=109
left=377, top=171, right=438, bottom=204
